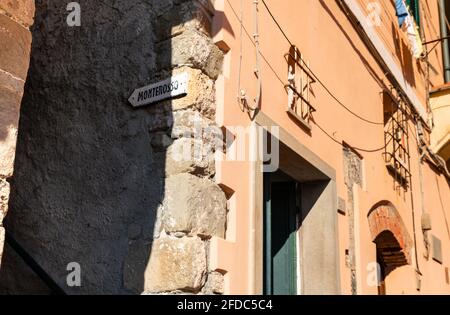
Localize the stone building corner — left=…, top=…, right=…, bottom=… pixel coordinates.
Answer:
left=124, top=0, right=228, bottom=295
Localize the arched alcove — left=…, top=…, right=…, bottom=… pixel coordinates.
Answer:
left=367, top=201, right=413, bottom=294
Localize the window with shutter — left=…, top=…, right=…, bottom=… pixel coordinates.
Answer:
left=406, top=0, right=420, bottom=28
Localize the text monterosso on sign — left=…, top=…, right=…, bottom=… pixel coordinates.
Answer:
left=128, top=72, right=189, bottom=107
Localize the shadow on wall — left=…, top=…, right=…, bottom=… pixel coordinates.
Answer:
left=390, top=22, right=416, bottom=88
left=318, top=0, right=390, bottom=93
left=0, top=0, right=191, bottom=294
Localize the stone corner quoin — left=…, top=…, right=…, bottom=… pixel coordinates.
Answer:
left=126, top=0, right=227, bottom=295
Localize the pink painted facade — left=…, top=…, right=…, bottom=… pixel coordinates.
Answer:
left=211, top=0, right=450, bottom=295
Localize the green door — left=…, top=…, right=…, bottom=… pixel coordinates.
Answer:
left=264, top=175, right=298, bottom=295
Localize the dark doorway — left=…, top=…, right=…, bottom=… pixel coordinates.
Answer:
left=374, top=230, right=409, bottom=295
left=376, top=247, right=387, bottom=295
left=263, top=171, right=298, bottom=295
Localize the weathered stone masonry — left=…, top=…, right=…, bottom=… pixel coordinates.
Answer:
left=343, top=146, right=363, bottom=295
left=0, top=0, right=227, bottom=294
left=0, top=0, right=33, bottom=266
left=138, top=0, right=228, bottom=294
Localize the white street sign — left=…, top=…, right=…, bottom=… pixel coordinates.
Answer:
left=128, top=72, right=189, bottom=107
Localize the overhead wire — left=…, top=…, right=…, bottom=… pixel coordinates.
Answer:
left=313, top=120, right=391, bottom=153
left=236, top=0, right=244, bottom=112
left=251, top=0, right=262, bottom=113
left=227, top=0, right=389, bottom=153
left=226, top=0, right=286, bottom=87
left=259, top=0, right=445, bottom=279
left=235, top=0, right=266, bottom=116
left=261, top=0, right=384, bottom=126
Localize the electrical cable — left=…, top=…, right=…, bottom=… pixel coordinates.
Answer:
left=227, top=0, right=287, bottom=88
left=313, top=120, right=391, bottom=153
left=236, top=0, right=244, bottom=112
left=233, top=0, right=262, bottom=115
left=226, top=0, right=390, bottom=154
left=261, top=0, right=384, bottom=125
left=251, top=0, right=262, bottom=113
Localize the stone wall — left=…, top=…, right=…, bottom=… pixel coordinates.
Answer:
left=0, top=0, right=226, bottom=294
left=0, top=0, right=34, bottom=266
left=343, top=145, right=363, bottom=295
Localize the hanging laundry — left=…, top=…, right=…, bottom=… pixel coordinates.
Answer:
left=403, top=14, right=424, bottom=58
left=395, top=0, right=409, bottom=27
left=396, top=0, right=424, bottom=58
left=413, top=22, right=424, bottom=58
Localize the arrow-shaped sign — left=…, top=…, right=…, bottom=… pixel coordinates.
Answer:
left=128, top=72, right=189, bottom=107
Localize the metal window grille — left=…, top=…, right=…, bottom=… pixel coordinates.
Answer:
left=383, top=90, right=412, bottom=194
left=285, top=46, right=316, bottom=131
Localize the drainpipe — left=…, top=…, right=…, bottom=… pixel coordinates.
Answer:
left=439, top=0, right=450, bottom=82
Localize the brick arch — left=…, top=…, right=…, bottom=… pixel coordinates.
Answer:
left=367, top=201, right=413, bottom=265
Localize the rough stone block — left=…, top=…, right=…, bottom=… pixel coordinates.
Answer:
left=0, top=179, right=9, bottom=221
left=202, top=271, right=224, bottom=294
left=146, top=107, right=174, bottom=133
left=168, top=110, right=221, bottom=177
left=162, top=173, right=227, bottom=237
left=169, top=67, right=216, bottom=119
left=157, top=30, right=223, bottom=80
left=144, top=236, right=206, bottom=293
left=166, top=137, right=215, bottom=177
left=150, top=132, right=173, bottom=152
left=0, top=71, right=22, bottom=177
left=153, top=0, right=212, bottom=41
left=171, top=109, right=221, bottom=140
left=0, top=0, right=35, bottom=27
left=0, top=13, right=32, bottom=79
